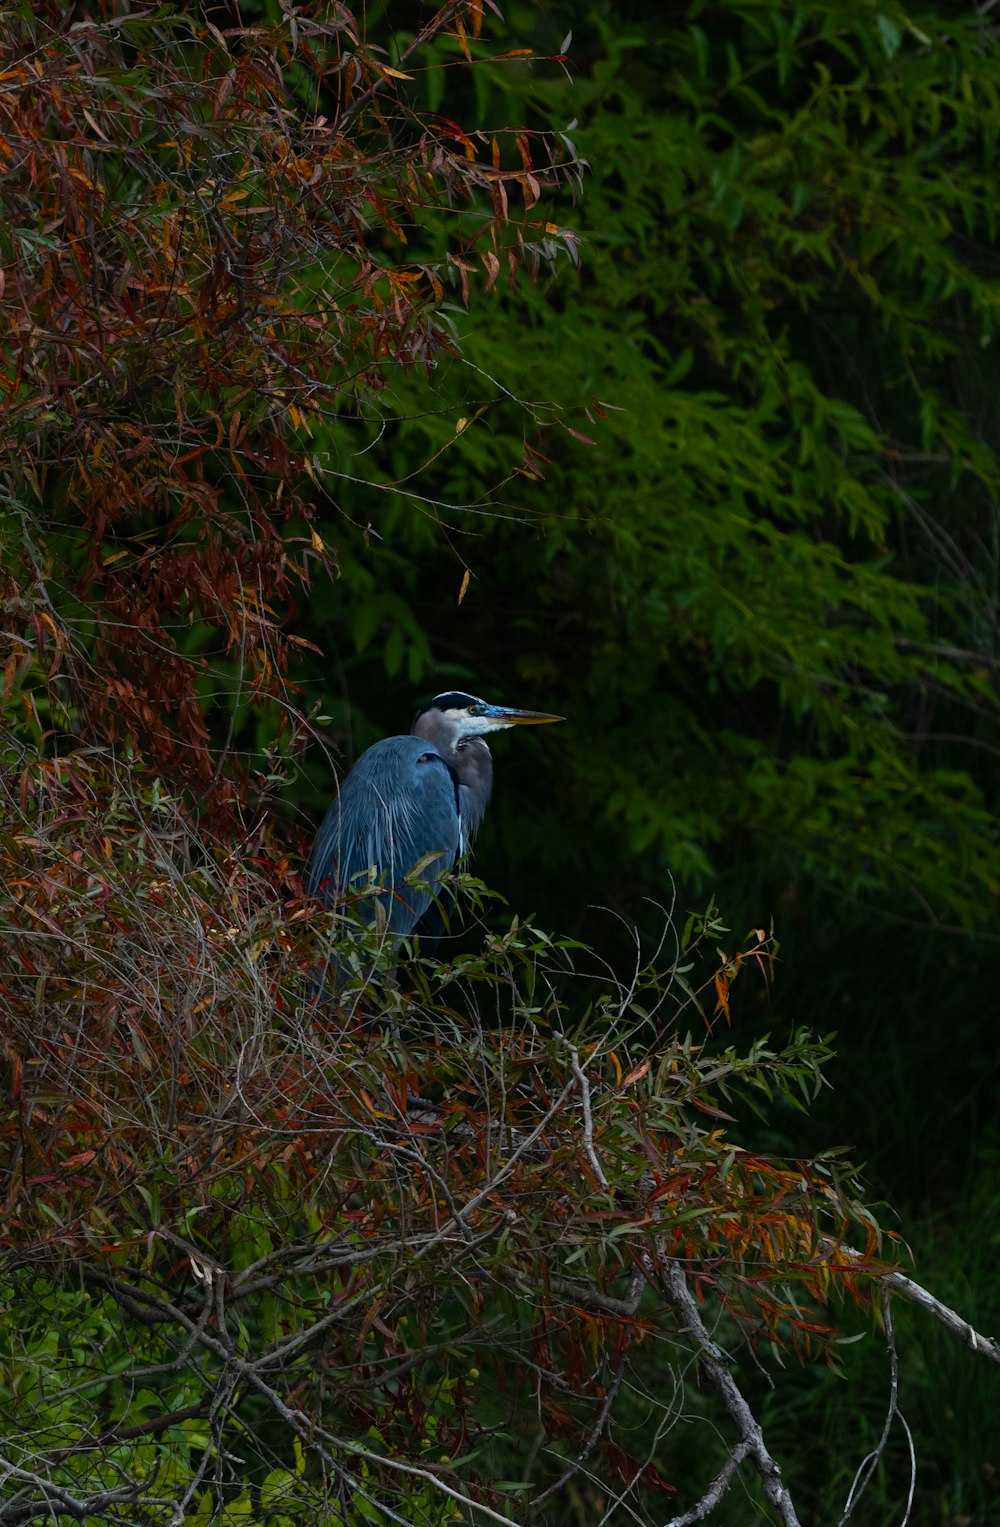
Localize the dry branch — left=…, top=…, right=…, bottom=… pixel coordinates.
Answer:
left=658, top=1258, right=802, bottom=1527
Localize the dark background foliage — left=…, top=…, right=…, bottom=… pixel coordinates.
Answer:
left=2, top=0, right=999, bottom=1520
left=284, top=2, right=1000, bottom=1514
left=288, top=0, right=1000, bottom=1183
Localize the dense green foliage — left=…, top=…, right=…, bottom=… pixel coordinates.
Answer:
left=298, top=0, right=1000, bottom=932
left=2, top=0, right=999, bottom=1521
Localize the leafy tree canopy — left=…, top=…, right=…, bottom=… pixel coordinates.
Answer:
left=292, top=0, right=1000, bottom=933
left=2, top=1, right=1000, bottom=1523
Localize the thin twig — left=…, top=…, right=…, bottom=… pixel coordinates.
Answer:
left=898, top=1409, right=917, bottom=1527
left=532, top=1341, right=631, bottom=1505
left=569, top=1043, right=611, bottom=1189
left=838, top=1288, right=900, bottom=1524
left=662, top=1442, right=751, bottom=1527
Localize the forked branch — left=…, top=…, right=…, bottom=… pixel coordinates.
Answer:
left=658, top=1258, right=802, bottom=1527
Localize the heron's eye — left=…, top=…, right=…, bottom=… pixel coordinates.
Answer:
left=467, top=705, right=478, bottom=716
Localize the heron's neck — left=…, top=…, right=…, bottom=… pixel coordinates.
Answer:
left=411, top=712, right=493, bottom=841
left=453, top=737, right=493, bottom=840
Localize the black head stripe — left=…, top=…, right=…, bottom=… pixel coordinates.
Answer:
left=429, top=691, right=482, bottom=710
left=413, top=692, right=482, bottom=724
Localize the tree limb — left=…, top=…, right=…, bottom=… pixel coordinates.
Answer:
left=878, top=1266, right=1000, bottom=1365
left=531, top=1341, right=631, bottom=1506
left=662, top=1442, right=752, bottom=1527
left=837, top=1288, right=904, bottom=1525
left=658, top=1258, right=801, bottom=1527
left=825, top=1241, right=1000, bottom=1366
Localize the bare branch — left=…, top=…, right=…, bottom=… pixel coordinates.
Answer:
left=662, top=1442, right=752, bottom=1527
left=569, top=1042, right=611, bottom=1190
left=838, top=1288, right=902, bottom=1525
left=827, top=1242, right=1000, bottom=1366
left=658, top=1259, right=802, bottom=1527
left=532, top=1342, right=631, bottom=1506
left=878, top=1266, right=1000, bottom=1365
left=500, top=1263, right=646, bottom=1320
left=0, top=1462, right=151, bottom=1526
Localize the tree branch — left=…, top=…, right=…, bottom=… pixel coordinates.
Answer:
left=825, top=1242, right=1000, bottom=1366
left=569, top=1043, right=611, bottom=1190
left=878, top=1266, right=1000, bottom=1365
left=837, top=1288, right=905, bottom=1525
left=658, top=1258, right=802, bottom=1527
left=662, top=1442, right=752, bottom=1527
left=0, top=1463, right=151, bottom=1526
left=531, top=1342, right=630, bottom=1506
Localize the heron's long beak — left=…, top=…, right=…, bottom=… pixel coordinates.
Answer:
left=487, top=706, right=564, bottom=727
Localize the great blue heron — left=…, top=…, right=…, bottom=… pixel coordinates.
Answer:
left=307, top=691, right=563, bottom=938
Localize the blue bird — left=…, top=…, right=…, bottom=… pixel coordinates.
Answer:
left=307, top=691, right=563, bottom=939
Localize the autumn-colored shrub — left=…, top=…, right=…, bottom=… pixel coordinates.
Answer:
left=3, top=6, right=997, bottom=1523
left=0, top=749, right=890, bottom=1523
left=0, top=0, right=574, bottom=817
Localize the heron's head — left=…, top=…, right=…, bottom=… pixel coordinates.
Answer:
left=414, top=691, right=564, bottom=747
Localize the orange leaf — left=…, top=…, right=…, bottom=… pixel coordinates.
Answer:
left=713, top=970, right=731, bottom=1022
left=520, top=172, right=541, bottom=210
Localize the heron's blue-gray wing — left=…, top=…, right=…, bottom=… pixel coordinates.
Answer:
left=307, top=735, right=460, bottom=937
